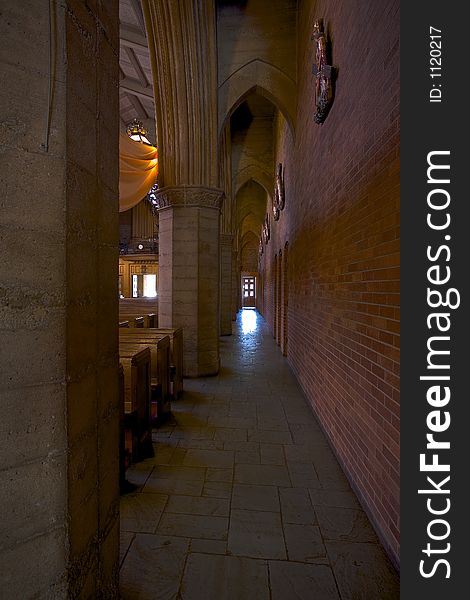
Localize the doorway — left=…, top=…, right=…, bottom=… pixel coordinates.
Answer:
left=242, top=276, right=256, bottom=307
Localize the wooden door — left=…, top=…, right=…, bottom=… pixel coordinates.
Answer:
left=242, top=276, right=256, bottom=307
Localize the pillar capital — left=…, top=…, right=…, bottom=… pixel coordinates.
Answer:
left=156, top=185, right=224, bottom=211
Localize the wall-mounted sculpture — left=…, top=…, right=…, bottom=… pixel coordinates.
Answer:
left=312, top=19, right=335, bottom=124
left=274, top=163, right=285, bottom=211
left=273, top=203, right=280, bottom=221
left=262, top=213, right=271, bottom=244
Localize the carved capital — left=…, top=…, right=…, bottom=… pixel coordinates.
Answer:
left=156, top=186, right=225, bottom=211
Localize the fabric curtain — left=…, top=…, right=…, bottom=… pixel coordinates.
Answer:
left=119, top=132, right=158, bottom=212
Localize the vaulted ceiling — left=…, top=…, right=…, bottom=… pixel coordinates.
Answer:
left=119, top=0, right=155, bottom=139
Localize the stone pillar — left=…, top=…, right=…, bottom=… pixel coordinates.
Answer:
left=144, top=0, right=222, bottom=375
left=232, top=249, right=241, bottom=319
left=220, top=234, right=233, bottom=335
left=0, top=1, right=120, bottom=597
left=156, top=186, right=223, bottom=376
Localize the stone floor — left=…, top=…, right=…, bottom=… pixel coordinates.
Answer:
left=120, top=310, right=399, bottom=599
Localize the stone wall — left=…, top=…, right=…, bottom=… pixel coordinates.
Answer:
left=260, top=0, right=400, bottom=566
left=0, top=1, right=120, bottom=596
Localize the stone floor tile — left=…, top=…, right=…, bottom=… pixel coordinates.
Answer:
left=203, top=481, right=232, bottom=499
left=232, top=484, right=280, bottom=512
left=235, top=449, right=260, bottom=464
left=183, top=448, right=234, bottom=468
left=279, top=487, right=317, bottom=525
left=120, top=493, right=168, bottom=533
left=287, top=461, right=321, bottom=489
left=316, top=506, right=379, bottom=543
left=152, top=465, right=206, bottom=481
left=165, top=494, right=230, bottom=517
left=283, top=524, right=328, bottom=563
left=170, top=427, right=216, bottom=441
left=168, top=447, right=187, bottom=465
left=260, top=443, right=285, bottom=465
left=326, top=541, right=400, bottom=599
left=214, top=428, right=248, bottom=442
left=228, top=509, right=286, bottom=559
left=120, top=534, right=189, bottom=600
left=224, top=441, right=259, bottom=452
left=143, top=477, right=204, bottom=497
left=234, top=464, right=291, bottom=486
left=181, top=554, right=269, bottom=600
left=153, top=443, right=177, bottom=465
left=283, top=444, right=316, bottom=463
left=205, top=467, right=233, bottom=482
left=268, top=561, right=340, bottom=600
left=176, top=439, right=225, bottom=450
left=247, top=429, right=293, bottom=444
left=309, top=488, right=360, bottom=510
left=190, top=538, right=227, bottom=555
left=256, top=418, right=289, bottom=431
left=209, top=416, right=254, bottom=429
left=157, top=513, right=229, bottom=540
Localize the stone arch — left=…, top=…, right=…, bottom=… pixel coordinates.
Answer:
left=218, top=59, right=296, bottom=137
left=234, top=166, right=273, bottom=201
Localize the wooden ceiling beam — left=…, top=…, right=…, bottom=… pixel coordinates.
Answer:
left=126, top=92, right=148, bottom=120
left=119, top=23, right=148, bottom=51
left=120, top=76, right=154, bottom=101
left=124, top=46, right=148, bottom=87
left=129, top=0, right=147, bottom=35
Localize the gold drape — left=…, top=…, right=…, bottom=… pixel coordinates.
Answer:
left=119, top=133, right=158, bottom=212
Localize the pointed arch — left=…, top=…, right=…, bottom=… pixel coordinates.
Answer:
left=234, top=165, right=273, bottom=200
left=218, top=60, right=296, bottom=137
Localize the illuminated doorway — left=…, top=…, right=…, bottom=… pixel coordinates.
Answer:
left=132, top=273, right=157, bottom=298
left=242, top=276, right=256, bottom=307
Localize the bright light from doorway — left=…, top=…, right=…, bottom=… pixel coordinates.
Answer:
left=143, top=274, right=157, bottom=298
left=241, top=308, right=258, bottom=334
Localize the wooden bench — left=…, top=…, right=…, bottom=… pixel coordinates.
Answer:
left=152, top=327, right=184, bottom=398
left=120, top=327, right=183, bottom=399
left=119, top=332, right=171, bottom=422
left=118, top=312, right=158, bottom=328
left=119, top=344, right=153, bottom=462
left=119, top=363, right=126, bottom=491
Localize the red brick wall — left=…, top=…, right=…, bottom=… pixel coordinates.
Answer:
left=260, top=0, right=400, bottom=565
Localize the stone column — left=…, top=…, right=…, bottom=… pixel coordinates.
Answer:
left=232, top=249, right=241, bottom=319
left=156, top=186, right=223, bottom=376
left=0, top=1, right=120, bottom=597
left=220, top=234, right=233, bottom=335
left=143, top=0, right=222, bottom=376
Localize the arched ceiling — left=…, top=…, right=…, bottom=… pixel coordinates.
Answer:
left=119, top=0, right=156, bottom=139
left=236, top=179, right=267, bottom=244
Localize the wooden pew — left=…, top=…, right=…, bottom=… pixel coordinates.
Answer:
left=119, top=332, right=171, bottom=422
left=119, top=344, right=153, bottom=462
left=153, top=328, right=183, bottom=398
left=118, top=312, right=158, bottom=328
left=119, top=363, right=126, bottom=491
left=120, top=327, right=183, bottom=399
left=119, top=298, right=159, bottom=329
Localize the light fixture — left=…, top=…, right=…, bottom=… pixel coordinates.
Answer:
left=138, top=243, right=144, bottom=250
left=126, top=118, right=152, bottom=145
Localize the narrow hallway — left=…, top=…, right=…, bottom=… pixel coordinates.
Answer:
left=119, top=310, right=399, bottom=599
